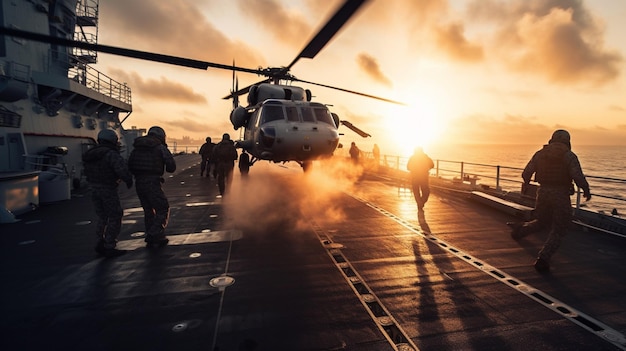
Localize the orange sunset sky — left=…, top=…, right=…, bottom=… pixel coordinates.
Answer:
left=93, top=0, right=626, bottom=156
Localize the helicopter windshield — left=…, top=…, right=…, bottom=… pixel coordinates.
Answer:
left=260, top=105, right=285, bottom=124
left=301, top=107, right=315, bottom=122
left=286, top=106, right=299, bottom=122
left=313, top=108, right=334, bottom=126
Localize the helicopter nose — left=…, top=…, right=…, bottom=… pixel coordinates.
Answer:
left=259, top=126, right=276, bottom=147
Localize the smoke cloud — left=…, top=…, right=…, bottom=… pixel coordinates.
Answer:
left=221, top=157, right=365, bottom=234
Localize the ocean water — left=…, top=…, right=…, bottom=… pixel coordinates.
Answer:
left=419, top=144, right=626, bottom=215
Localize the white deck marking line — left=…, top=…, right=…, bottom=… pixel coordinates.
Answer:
left=348, top=193, right=626, bottom=350
left=310, top=221, right=421, bottom=351
left=211, top=229, right=237, bottom=351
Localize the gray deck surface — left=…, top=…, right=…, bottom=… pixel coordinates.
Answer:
left=1, top=154, right=625, bottom=351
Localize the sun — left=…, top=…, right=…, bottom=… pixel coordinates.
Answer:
left=381, top=102, right=447, bottom=157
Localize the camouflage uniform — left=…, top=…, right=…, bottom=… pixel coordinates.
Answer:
left=512, top=130, right=590, bottom=271
left=129, top=134, right=176, bottom=245
left=407, top=147, right=434, bottom=211
left=83, top=142, right=133, bottom=250
left=211, top=134, right=238, bottom=195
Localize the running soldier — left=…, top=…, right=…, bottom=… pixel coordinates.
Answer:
left=211, top=133, right=238, bottom=196
left=83, top=129, right=133, bottom=258
left=508, top=129, right=591, bottom=272
left=407, top=146, right=434, bottom=213
left=128, top=126, right=176, bottom=248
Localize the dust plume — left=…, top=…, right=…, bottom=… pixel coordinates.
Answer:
left=221, top=157, right=365, bottom=234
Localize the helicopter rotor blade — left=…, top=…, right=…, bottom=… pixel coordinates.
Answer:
left=292, top=78, right=405, bottom=105
left=340, top=120, right=371, bottom=138
left=286, top=0, right=368, bottom=70
left=0, top=27, right=262, bottom=74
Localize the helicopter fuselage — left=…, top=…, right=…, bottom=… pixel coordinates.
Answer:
left=235, top=99, right=340, bottom=164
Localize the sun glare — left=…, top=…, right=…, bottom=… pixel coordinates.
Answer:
left=382, top=102, right=446, bottom=157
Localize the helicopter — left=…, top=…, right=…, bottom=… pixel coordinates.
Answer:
left=0, top=0, right=404, bottom=172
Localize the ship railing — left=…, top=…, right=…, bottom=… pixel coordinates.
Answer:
left=76, top=0, right=98, bottom=18
left=0, top=61, right=30, bottom=82
left=67, top=65, right=131, bottom=105
left=49, top=49, right=132, bottom=105
left=168, top=144, right=200, bottom=154
left=364, top=152, right=625, bottom=215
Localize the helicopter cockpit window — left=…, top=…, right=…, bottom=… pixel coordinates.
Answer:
left=301, top=107, right=315, bottom=122
left=313, top=108, right=334, bottom=126
left=286, top=106, right=299, bottom=122
left=261, top=105, right=285, bottom=124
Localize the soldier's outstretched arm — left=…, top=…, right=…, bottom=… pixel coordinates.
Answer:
left=161, top=145, right=177, bottom=173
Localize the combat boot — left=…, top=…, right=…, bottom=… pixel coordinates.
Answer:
left=146, top=237, right=169, bottom=248
left=534, top=257, right=550, bottom=273
left=507, top=222, right=525, bottom=240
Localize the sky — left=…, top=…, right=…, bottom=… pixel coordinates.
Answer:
left=93, top=0, right=626, bottom=156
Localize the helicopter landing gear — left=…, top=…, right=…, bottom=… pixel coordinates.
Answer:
left=301, top=161, right=313, bottom=173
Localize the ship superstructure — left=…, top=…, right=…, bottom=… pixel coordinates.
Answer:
left=0, top=0, right=140, bottom=217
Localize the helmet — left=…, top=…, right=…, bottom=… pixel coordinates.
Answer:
left=549, top=129, right=571, bottom=149
left=222, top=133, right=230, bottom=141
left=205, top=137, right=211, bottom=142
left=97, top=129, right=118, bottom=145
left=148, top=126, right=166, bottom=143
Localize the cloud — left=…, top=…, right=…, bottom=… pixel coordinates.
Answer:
left=160, top=116, right=212, bottom=135
left=467, top=0, right=623, bottom=85
left=102, top=0, right=265, bottom=69
left=433, top=22, right=484, bottom=62
left=356, top=53, right=392, bottom=86
left=442, top=113, right=626, bottom=145
left=237, top=0, right=313, bottom=49
left=109, top=69, right=207, bottom=103
left=159, top=108, right=233, bottom=138
left=609, top=105, right=625, bottom=112
left=404, top=0, right=449, bottom=24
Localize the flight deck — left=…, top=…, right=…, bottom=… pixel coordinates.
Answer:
left=1, top=154, right=625, bottom=351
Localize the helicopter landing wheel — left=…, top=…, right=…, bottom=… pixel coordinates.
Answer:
left=302, top=161, right=313, bottom=173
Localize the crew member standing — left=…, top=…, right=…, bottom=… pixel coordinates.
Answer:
left=372, top=143, right=380, bottom=167
left=128, top=126, right=176, bottom=248
left=407, top=146, right=434, bottom=213
left=199, top=137, right=215, bottom=178
left=212, top=133, right=238, bottom=196
left=239, top=151, right=251, bottom=177
left=508, top=129, right=591, bottom=273
left=83, top=129, right=133, bottom=258
left=349, top=142, right=360, bottom=164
